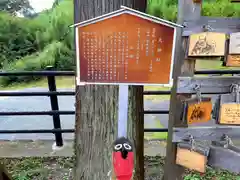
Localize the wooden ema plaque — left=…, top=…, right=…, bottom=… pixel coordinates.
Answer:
left=226, top=55, right=240, bottom=67
left=176, top=147, right=207, bottom=173
left=219, top=103, right=240, bottom=125
left=188, top=32, right=226, bottom=57
left=76, top=10, right=176, bottom=85
left=186, top=100, right=212, bottom=125
left=229, top=32, right=240, bottom=54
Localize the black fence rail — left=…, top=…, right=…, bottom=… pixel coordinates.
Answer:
left=0, top=67, right=75, bottom=147
left=0, top=68, right=239, bottom=147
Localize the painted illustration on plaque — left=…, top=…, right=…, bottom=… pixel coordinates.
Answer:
left=188, top=32, right=226, bottom=57
left=186, top=100, right=212, bottom=124
left=191, top=35, right=216, bottom=55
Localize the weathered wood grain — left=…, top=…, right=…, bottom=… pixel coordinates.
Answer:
left=0, top=163, right=12, bottom=180
left=164, top=0, right=200, bottom=179
left=208, top=144, right=240, bottom=174
left=177, top=76, right=240, bottom=94
left=183, top=16, right=240, bottom=36
left=173, top=126, right=240, bottom=142
left=178, top=141, right=210, bottom=156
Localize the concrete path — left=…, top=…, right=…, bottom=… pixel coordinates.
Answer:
left=0, top=139, right=167, bottom=157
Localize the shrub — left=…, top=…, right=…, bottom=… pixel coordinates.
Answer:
left=0, top=41, right=74, bottom=86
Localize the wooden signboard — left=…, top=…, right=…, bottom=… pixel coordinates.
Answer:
left=188, top=32, right=226, bottom=57
left=226, top=55, right=240, bottom=67
left=219, top=103, right=240, bottom=125
left=229, top=32, right=240, bottom=54
left=74, top=7, right=181, bottom=85
left=185, top=98, right=212, bottom=125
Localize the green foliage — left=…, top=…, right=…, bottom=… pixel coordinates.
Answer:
left=147, top=0, right=177, bottom=22
left=0, top=0, right=33, bottom=15
left=0, top=41, right=75, bottom=86
left=146, top=0, right=240, bottom=20
left=0, top=0, right=74, bottom=86
left=0, top=12, right=44, bottom=67
left=202, top=0, right=240, bottom=17
left=184, top=168, right=240, bottom=180
left=1, top=0, right=240, bottom=87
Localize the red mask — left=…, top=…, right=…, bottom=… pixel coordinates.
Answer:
left=112, top=137, right=134, bottom=180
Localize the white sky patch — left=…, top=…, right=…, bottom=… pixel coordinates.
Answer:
left=29, top=0, right=55, bottom=12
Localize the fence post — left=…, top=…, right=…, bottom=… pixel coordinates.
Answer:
left=46, top=66, right=63, bottom=147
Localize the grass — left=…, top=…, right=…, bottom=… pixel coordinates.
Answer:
left=1, top=156, right=240, bottom=180
left=0, top=76, right=75, bottom=90
left=0, top=157, right=74, bottom=180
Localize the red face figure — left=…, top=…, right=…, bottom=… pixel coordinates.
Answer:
left=112, top=137, right=134, bottom=180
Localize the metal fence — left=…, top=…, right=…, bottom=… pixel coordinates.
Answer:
left=0, top=69, right=239, bottom=147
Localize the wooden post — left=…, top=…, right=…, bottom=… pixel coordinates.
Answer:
left=0, top=163, right=12, bottom=180
left=128, top=86, right=144, bottom=180
left=164, top=0, right=202, bottom=179
left=74, top=0, right=146, bottom=179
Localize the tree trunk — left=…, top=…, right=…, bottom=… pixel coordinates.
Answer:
left=74, top=0, right=146, bottom=180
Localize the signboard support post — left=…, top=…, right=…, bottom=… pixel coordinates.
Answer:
left=117, top=85, right=129, bottom=138
left=73, top=2, right=180, bottom=179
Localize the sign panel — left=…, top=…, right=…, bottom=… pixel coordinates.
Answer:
left=219, top=103, right=240, bottom=125
left=188, top=32, right=226, bottom=57
left=229, top=32, right=240, bottom=54
left=176, top=147, right=207, bottom=173
left=75, top=9, right=177, bottom=85
left=186, top=100, right=212, bottom=124
left=226, top=55, right=240, bottom=67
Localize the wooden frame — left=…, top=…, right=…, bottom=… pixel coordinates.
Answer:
left=165, top=0, right=240, bottom=177
left=177, top=76, right=240, bottom=94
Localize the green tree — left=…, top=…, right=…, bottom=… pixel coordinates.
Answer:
left=0, top=0, right=33, bottom=16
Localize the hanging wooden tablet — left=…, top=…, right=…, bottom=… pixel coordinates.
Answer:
left=219, top=84, right=240, bottom=125
left=229, top=32, right=240, bottom=54
left=182, top=86, right=212, bottom=125
left=176, top=136, right=209, bottom=173
left=188, top=32, right=226, bottom=57
left=226, top=55, right=240, bottom=67
left=208, top=135, right=240, bottom=174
